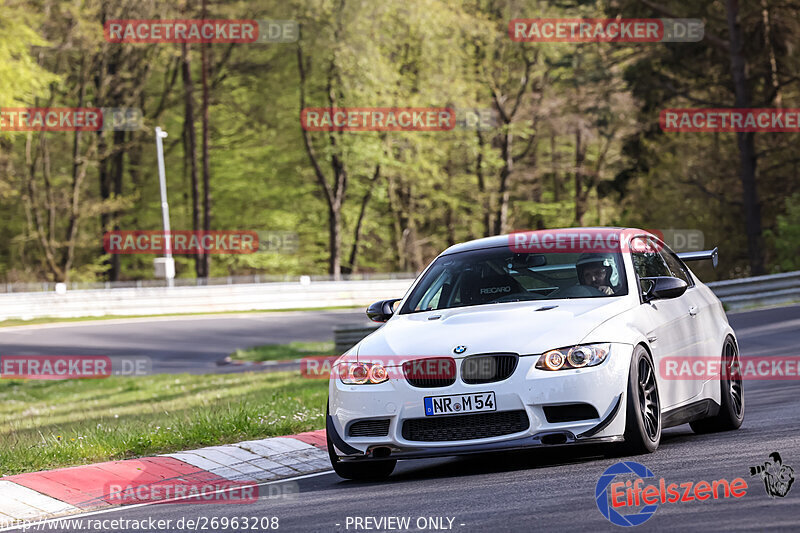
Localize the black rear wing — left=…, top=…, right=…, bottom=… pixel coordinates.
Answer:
left=677, top=247, right=718, bottom=268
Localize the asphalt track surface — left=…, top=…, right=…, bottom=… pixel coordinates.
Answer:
left=7, top=305, right=800, bottom=532
left=0, top=310, right=368, bottom=374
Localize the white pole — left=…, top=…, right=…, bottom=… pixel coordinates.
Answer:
left=155, top=127, right=174, bottom=287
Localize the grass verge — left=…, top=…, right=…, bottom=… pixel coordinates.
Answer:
left=0, top=371, right=327, bottom=476
left=229, top=341, right=336, bottom=362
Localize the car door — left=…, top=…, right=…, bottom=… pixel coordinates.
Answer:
left=630, top=236, right=698, bottom=409
left=659, top=246, right=710, bottom=401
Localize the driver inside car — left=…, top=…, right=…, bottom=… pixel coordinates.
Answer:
left=575, top=253, right=617, bottom=295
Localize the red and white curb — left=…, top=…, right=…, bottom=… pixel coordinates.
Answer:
left=0, top=430, right=328, bottom=527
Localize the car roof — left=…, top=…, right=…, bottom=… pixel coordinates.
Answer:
left=439, top=227, right=652, bottom=256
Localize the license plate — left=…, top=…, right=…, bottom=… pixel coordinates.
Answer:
left=424, top=392, right=496, bottom=416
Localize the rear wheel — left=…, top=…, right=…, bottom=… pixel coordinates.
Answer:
left=619, top=345, right=661, bottom=454
left=690, top=337, right=744, bottom=433
left=327, top=410, right=396, bottom=480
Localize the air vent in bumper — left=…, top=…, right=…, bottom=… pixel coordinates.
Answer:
left=348, top=419, right=391, bottom=437
left=401, top=410, right=530, bottom=442
left=543, top=404, right=600, bottom=423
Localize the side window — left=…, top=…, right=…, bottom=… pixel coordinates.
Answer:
left=631, top=237, right=670, bottom=278
left=413, top=271, right=449, bottom=311
left=661, top=250, right=694, bottom=286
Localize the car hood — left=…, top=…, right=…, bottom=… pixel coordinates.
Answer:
left=356, top=298, right=633, bottom=361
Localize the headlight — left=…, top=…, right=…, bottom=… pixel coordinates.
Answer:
left=542, top=350, right=566, bottom=371
left=340, top=362, right=389, bottom=385
left=535, top=343, right=610, bottom=371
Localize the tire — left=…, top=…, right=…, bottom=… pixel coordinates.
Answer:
left=690, top=337, right=744, bottom=434
left=619, top=345, right=661, bottom=455
left=327, top=409, right=396, bottom=481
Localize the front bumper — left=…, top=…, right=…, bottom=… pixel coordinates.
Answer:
left=328, top=343, right=633, bottom=460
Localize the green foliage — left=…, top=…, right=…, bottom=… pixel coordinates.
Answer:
left=1, top=0, right=799, bottom=282
left=766, top=193, right=800, bottom=272
left=0, top=5, right=59, bottom=109
left=230, top=341, right=336, bottom=362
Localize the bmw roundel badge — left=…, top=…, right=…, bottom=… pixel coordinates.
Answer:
left=453, top=345, right=467, bottom=354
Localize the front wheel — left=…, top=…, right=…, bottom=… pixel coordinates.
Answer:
left=619, top=345, right=661, bottom=455
left=327, top=409, right=396, bottom=480
left=690, top=337, right=744, bottom=434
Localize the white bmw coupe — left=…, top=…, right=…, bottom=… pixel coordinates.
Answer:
left=326, top=228, right=743, bottom=479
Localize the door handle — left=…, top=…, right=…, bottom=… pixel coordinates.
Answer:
left=688, top=306, right=698, bottom=317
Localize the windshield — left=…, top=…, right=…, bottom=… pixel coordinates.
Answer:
left=401, top=247, right=628, bottom=313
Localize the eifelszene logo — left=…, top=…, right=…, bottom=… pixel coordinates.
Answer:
left=749, top=452, right=794, bottom=498
left=595, top=461, right=748, bottom=527
left=596, top=462, right=658, bottom=527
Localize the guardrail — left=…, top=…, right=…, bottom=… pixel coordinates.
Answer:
left=0, top=278, right=416, bottom=322
left=334, top=324, right=382, bottom=354
left=0, top=270, right=796, bottom=323
left=706, top=270, right=800, bottom=311
left=0, top=272, right=416, bottom=293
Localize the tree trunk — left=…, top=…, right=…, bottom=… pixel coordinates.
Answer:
left=386, top=176, right=405, bottom=270
left=493, top=130, right=513, bottom=235
left=24, top=133, right=63, bottom=280
left=40, top=135, right=55, bottom=243
left=444, top=170, right=456, bottom=246
left=551, top=131, right=560, bottom=203
left=182, top=42, right=202, bottom=278
left=98, top=131, right=111, bottom=275
left=760, top=0, right=781, bottom=106
left=725, top=0, right=764, bottom=274
left=199, top=0, right=211, bottom=278
left=574, top=125, right=586, bottom=225
left=387, top=177, right=415, bottom=271
left=296, top=43, right=346, bottom=280
left=108, top=129, right=125, bottom=281
left=476, top=130, right=492, bottom=237
left=128, top=127, right=142, bottom=227
left=328, top=202, right=342, bottom=277
left=63, top=60, right=90, bottom=280
left=347, top=165, right=380, bottom=273
left=529, top=141, right=543, bottom=229
left=405, top=183, right=424, bottom=271
left=328, top=180, right=344, bottom=281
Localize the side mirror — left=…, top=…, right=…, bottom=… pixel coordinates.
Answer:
left=366, top=298, right=402, bottom=323
left=641, top=277, right=688, bottom=302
